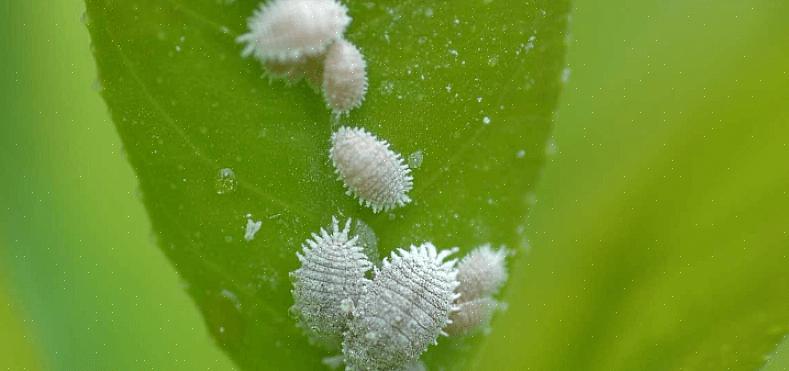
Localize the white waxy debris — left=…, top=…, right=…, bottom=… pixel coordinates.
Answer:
left=455, top=245, right=508, bottom=301
left=444, top=297, right=498, bottom=336
left=321, top=354, right=345, bottom=370
left=343, top=243, right=460, bottom=370
left=330, top=126, right=413, bottom=213
left=244, top=215, right=263, bottom=241
left=290, top=217, right=373, bottom=348
left=237, top=0, right=351, bottom=63
left=322, top=38, right=368, bottom=114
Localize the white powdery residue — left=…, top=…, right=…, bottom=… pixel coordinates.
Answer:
left=482, top=116, right=491, bottom=125
left=561, top=66, right=572, bottom=83
left=525, top=35, right=536, bottom=52
left=244, top=215, right=263, bottom=241
left=220, top=288, right=242, bottom=311
left=408, top=150, right=424, bottom=169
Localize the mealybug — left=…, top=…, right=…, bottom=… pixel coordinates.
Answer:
left=455, top=244, right=508, bottom=301
left=342, top=243, right=460, bottom=370
left=290, top=218, right=373, bottom=348
left=323, top=38, right=368, bottom=114
left=444, top=297, right=498, bottom=336
left=446, top=245, right=508, bottom=336
left=237, top=0, right=351, bottom=62
left=330, top=126, right=413, bottom=213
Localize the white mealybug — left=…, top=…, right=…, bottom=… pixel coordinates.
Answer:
left=330, top=126, right=413, bottom=213
left=455, top=244, right=508, bottom=301
left=446, top=245, right=508, bottom=336
left=237, top=0, right=351, bottom=62
left=342, top=243, right=460, bottom=370
left=444, top=297, right=498, bottom=337
left=322, top=38, right=368, bottom=114
left=290, top=217, right=373, bottom=348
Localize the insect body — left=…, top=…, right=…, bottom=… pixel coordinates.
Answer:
left=323, top=39, right=368, bottom=114
left=343, top=243, right=459, bottom=370
left=330, top=126, right=413, bottom=213
left=456, top=244, right=508, bottom=301
left=237, top=0, right=351, bottom=63
left=446, top=245, right=508, bottom=336
left=444, top=297, right=498, bottom=337
left=290, top=218, right=373, bottom=348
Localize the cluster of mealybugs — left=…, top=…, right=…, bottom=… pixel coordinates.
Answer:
left=291, top=219, right=508, bottom=370
left=238, top=0, right=367, bottom=115
left=239, top=0, right=411, bottom=212
left=236, top=1, right=510, bottom=369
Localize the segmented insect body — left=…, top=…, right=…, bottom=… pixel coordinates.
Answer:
left=444, top=297, right=498, bottom=336
left=447, top=245, right=508, bottom=336
left=330, top=127, right=413, bottom=213
left=456, top=245, right=508, bottom=301
left=323, top=38, right=368, bottom=114
left=291, top=218, right=373, bottom=348
left=237, top=0, right=351, bottom=62
left=343, top=243, right=460, bottom=370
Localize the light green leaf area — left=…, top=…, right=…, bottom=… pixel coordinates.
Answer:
left=84, top=0, right=569, bottom=369
left=476, top=1, right=789, bottom=370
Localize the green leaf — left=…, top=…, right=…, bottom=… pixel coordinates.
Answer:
left=762, top=336, right=789, bottom=371
left=84, top=0, right=569, bottom=369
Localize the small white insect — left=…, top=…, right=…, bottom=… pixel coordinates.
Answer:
left=237, top=0, right=351, bottom=62
left=455, top=244, right=508, bottom=301
left=444, top=297, right=498, bottom=336
left=444, top=245, right=508, bottom=336
left=330, top=126, right=413, bottom=213
left=290, top=217, right=373, bottom=348
left=342, top=243, right=460, bottom=370
left=322, top=38, right=368, bottom=114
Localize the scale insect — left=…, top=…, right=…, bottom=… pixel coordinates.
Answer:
left=455, top=244, right=508, bottom=301
left=290, top=217, right=373, bottom=348
left=330, top=126, right=413, bottom=213
left=446, top=245, right=509, bottom=336
left=444, top=297, right=498, bottom=336
left=237, top=0, right=351, bottom=63
left=342, top=243, right=460, bottom=370
left=323, top=38, right=368, bottom=114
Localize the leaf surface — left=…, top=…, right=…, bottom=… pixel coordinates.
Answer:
left=84, top=0, right=570, bottom=369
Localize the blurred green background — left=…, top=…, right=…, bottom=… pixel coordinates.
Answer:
left=2, top=0, right=788, bottom=370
